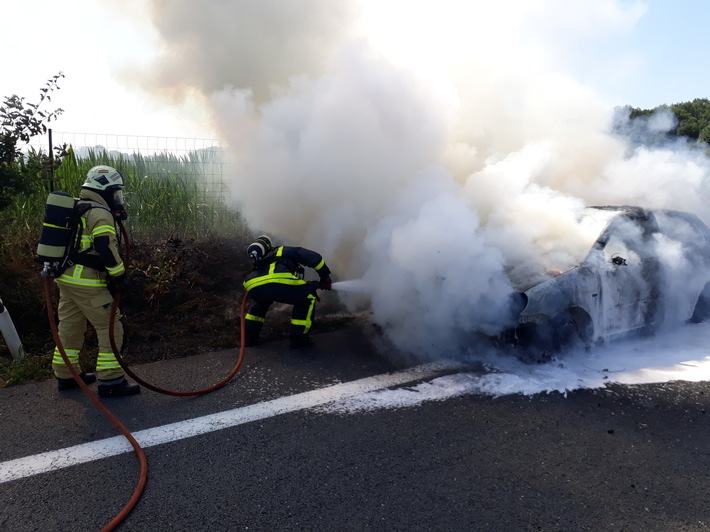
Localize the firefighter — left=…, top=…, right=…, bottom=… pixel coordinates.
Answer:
left=243, top=235, right=333, bottom=348
left=53, top=165, right=140, bottom=398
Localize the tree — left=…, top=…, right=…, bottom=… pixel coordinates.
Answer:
left=618, top=98, right=710, bottom=150
left=0, top=72, right=68, bottom=209
left=672, top=98, right=710, bottom=144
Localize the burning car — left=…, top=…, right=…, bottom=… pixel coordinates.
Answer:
left=504, top=205, right=710, bottom=358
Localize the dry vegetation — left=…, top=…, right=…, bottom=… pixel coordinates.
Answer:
left=0, top=234, right=352, bottom=386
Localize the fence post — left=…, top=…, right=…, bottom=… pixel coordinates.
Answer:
left=48, top=128, right=54, bottom=191
left=0, top=298, right=25, bottom=363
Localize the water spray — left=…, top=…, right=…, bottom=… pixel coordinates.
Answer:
left=330, top=279, right=370, bottom=294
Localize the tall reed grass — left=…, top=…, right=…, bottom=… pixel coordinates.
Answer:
left=0, top=146, right=248, bottom=243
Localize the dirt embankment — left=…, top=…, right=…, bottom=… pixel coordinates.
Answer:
left=0, top=236, right=352, bottom=373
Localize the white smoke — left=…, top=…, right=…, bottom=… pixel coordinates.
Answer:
left=131, top=0, right=710, bottom=361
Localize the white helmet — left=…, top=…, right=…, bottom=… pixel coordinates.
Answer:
left=83, top=165, right=124, bottom=192
left=83, top=165, right=128, bottom=220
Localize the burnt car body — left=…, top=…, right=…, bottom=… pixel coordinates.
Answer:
left=505, top=206, right=710, bottom=357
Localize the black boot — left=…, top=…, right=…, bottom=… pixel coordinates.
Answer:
left=289, top=334, right=314, bottom=349
left=57, top=372, right=97, bottom=391
left=98, top=378, right=141, bottom=398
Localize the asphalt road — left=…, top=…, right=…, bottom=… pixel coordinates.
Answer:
left=1, top=322, right=710, bottom=531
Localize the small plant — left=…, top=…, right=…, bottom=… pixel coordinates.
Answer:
left=0, top=353, right=52, bottom=387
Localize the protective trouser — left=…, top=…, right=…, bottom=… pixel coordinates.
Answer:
left=245, top=283, right=317, bottom=338
left=52, top=282, right=124, bottom=381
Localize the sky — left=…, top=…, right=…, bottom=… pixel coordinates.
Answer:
left=1, top=0, right=215, bottom=139
left=4, top=1, right=710, bottom=392
left=1, top=1, right=708, bottom=138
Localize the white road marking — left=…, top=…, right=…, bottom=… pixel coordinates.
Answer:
left=0, top=363, right=450, bottom=484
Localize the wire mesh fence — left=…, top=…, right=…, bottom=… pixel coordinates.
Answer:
left=28, top=130, right=231, bottom=200
left=18, top=130, right=247, bottom=239
left=46, top=132, right=224, bottom=155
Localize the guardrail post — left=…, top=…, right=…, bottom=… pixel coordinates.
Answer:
left=0, top=298, right=25, bottom=363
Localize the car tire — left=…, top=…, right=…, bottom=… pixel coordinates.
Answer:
left=552, top=308, right=593, bottom=352
left=514, top=309, right=591, bottom=362
left=512, top=322, right=553, bottom=363
left=552, top=313, right=579, bottom=352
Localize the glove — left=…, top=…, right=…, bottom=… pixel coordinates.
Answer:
left=306, top=281, right=321, bottom=301
left=320, top=276, right=332, bottom=290
left=112, top=274, right=127, bottom=293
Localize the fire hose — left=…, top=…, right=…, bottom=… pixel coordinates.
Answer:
left=108, top=222, right=248, bottom=396
left=44, top=220, right=250, bottom=530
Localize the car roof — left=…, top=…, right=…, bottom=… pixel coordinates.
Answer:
left=586, top=205, right=710, bottom=240
left=507, top=205, right=710, bottom=291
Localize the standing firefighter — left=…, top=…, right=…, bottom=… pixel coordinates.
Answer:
left=243, top=235, right=333, bottom=348
left=52, top=165, right=140, bottom=397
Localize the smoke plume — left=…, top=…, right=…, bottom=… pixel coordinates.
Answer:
left=131, top=0, right=710, bottom=360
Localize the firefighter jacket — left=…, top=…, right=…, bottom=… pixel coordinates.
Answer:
left=243, top=246, right=331, bottom=291
left=55, top=189, right=125, bottom=288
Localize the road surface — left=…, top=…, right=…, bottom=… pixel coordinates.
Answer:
left=1, top=322, right=709, bottom=531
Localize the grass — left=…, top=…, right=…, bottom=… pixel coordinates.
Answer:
left=0, top=354, right=52, bottom=387
left=3, top=146, right=244, bottom=241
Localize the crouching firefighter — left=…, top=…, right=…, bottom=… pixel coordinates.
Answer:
left=242, top=235, right=333, bottom=349
left=52, top=165, right=140, bottom=397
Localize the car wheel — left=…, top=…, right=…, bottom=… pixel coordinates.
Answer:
left=690, top=281, right=710, bottom=323
left=514, top=310, right=591, bottom=362
left=552, top=313, right=579, bottom=352
left=512, top=322, right=554, bottom=363
left=552, top=308, right=593, bottom=352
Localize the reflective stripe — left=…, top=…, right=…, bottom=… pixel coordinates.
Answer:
left=56, top=278, right=108, bottom=287
left=57, top=264, right=108, bottom=287
left=243, top=247, right=305, bottom=290
left=314, top=259, right=325, bottom=271
left=92, top=224, right=116, bottom=237
left=244, top=275, right=306, bottom=290
left=245, top=313, right=266, bottom=323
left=107, top=263, right=125, bottom=276
left=96, top=352, right=121, bottom=370
left=53, top=348, right=80, bottom=365
left=291, top=294, right=317, bottom=333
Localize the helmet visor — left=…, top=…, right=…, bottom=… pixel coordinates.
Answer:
left=113, top=188, right=125, bottom=206
left=110, top=187, right=128, bottom=220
